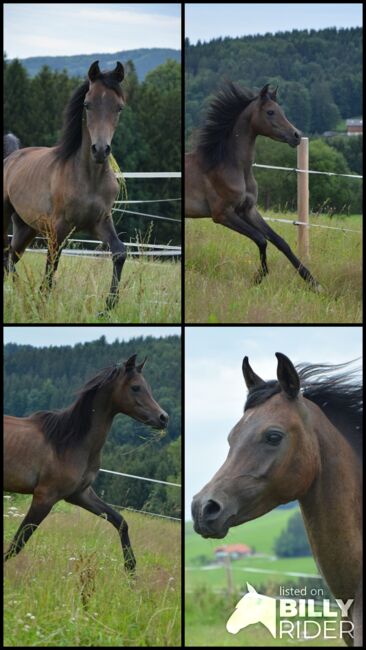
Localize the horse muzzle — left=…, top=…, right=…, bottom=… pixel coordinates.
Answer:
left=191, top=496, right=234, bottom=539
left=91, top=143, right=111, bottom=163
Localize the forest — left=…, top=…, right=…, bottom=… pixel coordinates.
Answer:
left=4, top=335, right=181, bottom=519
left=4, top=55, right=181, bottom=245
left=186, top=27, right=362, bottom=213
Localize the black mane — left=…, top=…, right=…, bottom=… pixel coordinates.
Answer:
left=54, top=70, right=124, bottom=163
left=244, top=362, right=362, bottom=457
left=197, top=82, right=256, bottom=171
left=32, top=365, right=122, bottom=453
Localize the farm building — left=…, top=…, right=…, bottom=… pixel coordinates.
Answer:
left=346, top=118, right=363, bottom=136
left=215, top=543, right=252, bottom=561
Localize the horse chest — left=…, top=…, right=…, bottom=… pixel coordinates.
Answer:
left=64, top=194, right=114, bottom=229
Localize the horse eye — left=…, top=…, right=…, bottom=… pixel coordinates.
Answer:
left=267, top=110, right=275, bottom=116
left=83, top=103, right=90, bottom=110
left=265, top=430, right=283, bottom=445
left=131, top=385, right=140, bottom=393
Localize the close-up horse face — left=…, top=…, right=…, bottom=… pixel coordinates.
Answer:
left=251, top=85, right=301, bottom=148
left=191, top=354, right=320, bottom=539
left=112, top=358, right=169, bottom=430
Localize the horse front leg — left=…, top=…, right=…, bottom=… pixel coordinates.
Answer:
left=94, top=216, right=127, bottom=311
left=65, top=486, right=136, bottom=573
left=41, top=221, right=71, bottom=295
left=249, top=207, right=322, bottom=291
left=4, top=493, right=55, bottom=561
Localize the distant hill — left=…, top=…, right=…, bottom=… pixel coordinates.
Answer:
left=15, top=47, right=181, bottom=80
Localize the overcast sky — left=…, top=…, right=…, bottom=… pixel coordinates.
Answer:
left=4, top=326, right=180, bottom=347
left=185, top=3, right=362, bottom=44
left=185, top=326, right=362, bottom=519
left=4, top=3, right=181, bottom=58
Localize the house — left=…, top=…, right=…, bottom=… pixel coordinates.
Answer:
left=215, top=543, right=252, bottom=561
left=346, top=119, right=363, bottom=136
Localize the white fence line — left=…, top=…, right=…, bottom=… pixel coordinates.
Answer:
left=253, top=162, right=363, bottom=179
left=116, top=172, right=181, bottom=179
left=263, top=216, right=361, bottom=234
left=24, top=248, right=180, bottom=258
left=112, top=207, right=181, bottom=223
left=99, top=467, right=181, bottom=487
left=114, top=198, right=181, bottom=204
left=108, top=502, right=181, bottom=522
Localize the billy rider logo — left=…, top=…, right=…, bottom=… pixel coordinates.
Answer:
left=226, top=583, right=354, bottom=641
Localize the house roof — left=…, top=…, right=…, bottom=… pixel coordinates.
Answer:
left=346, top=119, right=363, bottom=127
left=215, top=543, right=252, bottom=553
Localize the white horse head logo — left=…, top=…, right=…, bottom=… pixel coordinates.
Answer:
left=226, top=583, right=277, bottom=637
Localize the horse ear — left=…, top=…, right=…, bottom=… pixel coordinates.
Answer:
left=136, top=356, right=147, bottom=373
left=270, top=86, right=278, bottom=102
left=88, top=60, right=101, bottom=82
left=124, top=353, right=137, bottom=372
left=247, top=583, right=257, bottom=594
left=276, top=352, right=300, bottom=398
left=259, top=84, right=270, bottom=101
left=113, top=61, right=124, bottom=83
left=242, top=356, right=265, bottom=389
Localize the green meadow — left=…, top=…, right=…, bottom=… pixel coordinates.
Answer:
left=4, top=494, right=181, bottom=647
left=4, top=252, right=181, bottom=324
left=185, top=213, right=362, bottom=323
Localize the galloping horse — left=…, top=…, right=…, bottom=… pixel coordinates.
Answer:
left=185, top=83, right=320, bottom=289
left=4, top=61, right=126, bottom=311
left=192, top=353, right=362, bottom=645
left=4, top=354, right=169, bottom=573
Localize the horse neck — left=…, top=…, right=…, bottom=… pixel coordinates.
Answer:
left=299, top=403, right=362, bottom=599
left=229, top=107, right=257, bottom=171
left=80, top=389, right=116, bottom=458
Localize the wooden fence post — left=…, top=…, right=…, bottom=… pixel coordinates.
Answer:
left=297, top=137, right=309, bottom=260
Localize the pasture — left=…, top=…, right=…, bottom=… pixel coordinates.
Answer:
left=4, top=252, right=181, bottom=323
left=185, top=508, right=345, bottom=646
left=4, top=494, right=181, bottom=647
left=185, top=213, right=362, bottom=323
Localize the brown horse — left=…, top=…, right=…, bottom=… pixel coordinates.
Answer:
left=192, top=353, right=362, bottom=646
left=4, top=354, right=168, bottom=572
left=185, top=83, right=320, bottom=289
left=4, top=61, right=126, bottom=311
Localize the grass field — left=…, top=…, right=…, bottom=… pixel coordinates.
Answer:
left=4, top=494, right=181, bottom=646
left=185, top=213, right=362, bottom=323
left=4, top=252, right=181, bottom=324
left=185, top=508, right=345, bottom=647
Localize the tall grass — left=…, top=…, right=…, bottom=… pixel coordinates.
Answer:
left=185, top=213, right=362, bottom=323
left=4, top=252, right=181, bottom=323
left=4, top=494, right=181, bottom=647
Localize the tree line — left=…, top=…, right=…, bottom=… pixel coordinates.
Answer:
left=4, top=335, right=181, bottom=518
left=4, top=55, right=181, bottom=245
left=185, top=27, right=362, bottom=213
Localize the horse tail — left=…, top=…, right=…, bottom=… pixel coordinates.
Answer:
left=4, top=132, right=21, bottom=159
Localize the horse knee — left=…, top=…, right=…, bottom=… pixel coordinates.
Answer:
left=112, top=247, right=127, bottom=268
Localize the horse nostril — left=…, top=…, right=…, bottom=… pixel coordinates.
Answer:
left=105, top=145, right=111, bottom=157
left=203, top=499, right=222, bottom=521
left=160, top=412, right=168, bottom=426
left=91, top=144, right=97, bottom=154
left=294, top=131, right=300, bottom=140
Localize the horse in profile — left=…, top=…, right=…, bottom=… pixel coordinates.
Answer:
left=192, top=353, right=362, bottom=645
left=4, top=61, right=127, bottom=311
left=185, top=83, right=320, bottom=290
left=4, top=354, right=168, bottom=573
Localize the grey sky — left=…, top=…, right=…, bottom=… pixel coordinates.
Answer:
left=4, top=3, right=181, bottom=58
left=185, top=3, right=362, bottom=44
left=185, top=326, right=362, bottom=518
left=4, top=326, right=181, bottom=347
